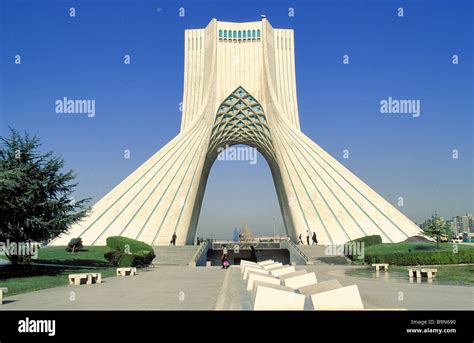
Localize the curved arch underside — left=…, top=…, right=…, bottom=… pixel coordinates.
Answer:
left=51, top=86, right=421, bottom=246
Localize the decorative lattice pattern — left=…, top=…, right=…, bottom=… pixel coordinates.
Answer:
left=208, top=86, right=275, bottom=160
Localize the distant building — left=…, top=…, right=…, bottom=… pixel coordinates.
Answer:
left=450, top=214, right=473, bottom=236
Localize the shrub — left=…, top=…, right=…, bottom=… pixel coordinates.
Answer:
left=364, top=249, right=474, bottom=266
left=66, top=238, right=83, bottom=252
left=346, top=235, right=382, bottom=260
left=118, top=254, right=135, bottom=267
left=348, top=235, right=382, bottom=247
left=105, top=236, right=155, bottom=267
left=104, top=250, right=122, bottom=266
left=106, top=236, right=154, bottom=254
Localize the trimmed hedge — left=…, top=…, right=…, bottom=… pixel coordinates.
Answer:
left=346, top=235, right=383, bottom=260
left=364, top=249, right=474, bottom=266
left=348, top=235, right=383, bottom=247
left=106, top=236, right=154, bottom=254
left=104, top=236, right=155, bottom=267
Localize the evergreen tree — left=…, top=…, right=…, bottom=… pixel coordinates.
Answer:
left=0, top=129, right=90, bottom=266
left=422, top=212, right=450, bottom=248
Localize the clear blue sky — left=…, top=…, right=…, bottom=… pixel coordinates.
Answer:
left=1, top=0, right=472, bottom=239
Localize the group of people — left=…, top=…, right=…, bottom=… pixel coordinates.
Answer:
left=298, top=231, right=318, bottom=245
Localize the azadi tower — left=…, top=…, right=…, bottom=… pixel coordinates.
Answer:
left=51, top=18, right=421, bottom=246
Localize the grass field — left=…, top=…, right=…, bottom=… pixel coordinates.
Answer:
left=0, top=246, right=115, bottom=296
left=346, top=264, right=474, bottom=285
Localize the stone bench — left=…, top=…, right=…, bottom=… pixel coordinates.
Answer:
left=251, top=281, right=306, bottom=310
left=0, top=287, right=8, bottom=305
left=271, top=265, right=295, bottom=277
left=310, top=284, right=364, bottom=310
left=247, top=273, right=280, bottom=291
left=68, top=273, right=102, bottom=286
left=408, top=268, right=437, bottom=279
left=89, top=273, right=102, bottom=284
left=116, top=267, right=137, bottom=276
left=280, top=270, right=318, bottom=290
left=372, top=263, right=389, bottom=272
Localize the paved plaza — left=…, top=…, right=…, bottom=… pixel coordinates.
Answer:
left=1, top=264, right=472, bottom=310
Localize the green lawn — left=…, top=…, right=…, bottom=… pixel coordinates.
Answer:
left=34, top=245, right=113, bottom=266
left=346, top=264, right=474, bottom=285
left=0, top=246, right=116, bottom=296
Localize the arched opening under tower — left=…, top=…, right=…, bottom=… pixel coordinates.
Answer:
left=194, top=144, right=291, bottom=265
left=194, top=145, right=285, bottom=242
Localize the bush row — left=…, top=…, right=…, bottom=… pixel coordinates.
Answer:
left=364, top=249, right=474, bottom=266
left=348, top=235, right=383, bottom=247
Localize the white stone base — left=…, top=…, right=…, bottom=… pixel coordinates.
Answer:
left=298, top=279, right=342, bottom=296
left=243, top=266, right=267, bottom=280
left=271, top=266, right=296, bottom=277
left=251, top=281, right=306, bottom=310
left=257, top=260, right=274, bottom=266
left=262, top=262, right=283, bottom=271
left=241, top=263, right=260, bottom=275
left=281, top=271, right=317, bottom=289
left=247, top=273, right=280, bottom=291
left=310, top=284, right=364, bottom=310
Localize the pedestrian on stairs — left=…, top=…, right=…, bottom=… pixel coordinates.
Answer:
left=312, top=232, right=318, bottom=245
left=170, top=232, right=177, bottom=246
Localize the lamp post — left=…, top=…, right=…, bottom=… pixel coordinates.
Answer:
left=273, top=217, right=276, bottom=238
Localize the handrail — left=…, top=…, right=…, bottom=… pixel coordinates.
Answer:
left=283, top=240, right=309, bottom=263
left=192, top=239, right=209, bottom=262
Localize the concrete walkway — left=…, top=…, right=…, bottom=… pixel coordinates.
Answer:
left=1, top=266, right=226, bottom=310
left=1, top=264, right=472, bottom=310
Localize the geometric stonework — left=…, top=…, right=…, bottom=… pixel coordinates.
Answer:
left=50, top=18, right=422, bottom=246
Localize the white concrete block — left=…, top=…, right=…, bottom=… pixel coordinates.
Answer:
left=257, top=260, right=274, bottom=266
left=310, top=284, right=364, bottom=310
left=247, top=273, right=280, bottom=291
left=240, top=262, right=258, bottom=273
left=240, top=259, right=257, bottom=267
left=241, top=263, right=262, bottom=275
left=251, top=281, right=306, bottom=310
left=279, top=270, right=307, bottom=280
left=243, top=266, right=266, bottom=280
left=271, top=266, right=296, bottom=277
left=298, top=279, right=342, bottom=296
left=282, top=272, right=317, bottom=290
left=0, top=287, right=8, bottom=305
left=262, top=262, right=283, bottom=270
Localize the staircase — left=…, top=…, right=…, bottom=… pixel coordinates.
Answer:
left=298, top=245, right=352, bottom=265
left=152, top=245, right=201, bottom=265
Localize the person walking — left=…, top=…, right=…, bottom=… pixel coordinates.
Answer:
left=306, top=230, right=310, bottom=245
left=312, top=232, right=318, bottom=245
left=221, top=244, right=229, bottom=269
left=298, top=234, right=303, bottom=245
left=250, top=245, right=257, bottom=263
left=170, top=232, right=177, bottom=246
